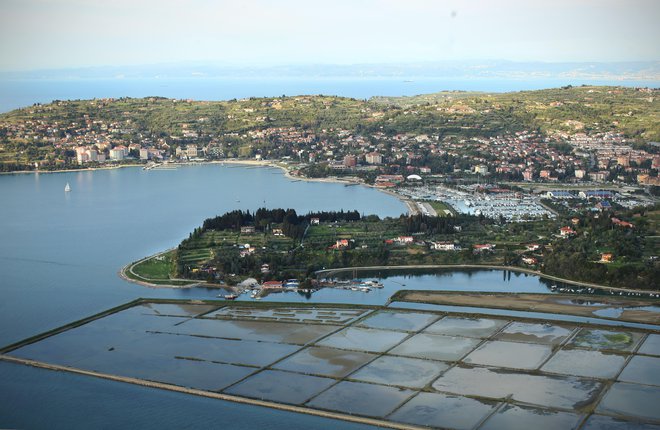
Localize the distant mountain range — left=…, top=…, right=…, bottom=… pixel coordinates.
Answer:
left=2, top=61, right=659, bottom=81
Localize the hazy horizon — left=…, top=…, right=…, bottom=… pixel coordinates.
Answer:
left=2, top=60, right=659, bottom=82
left=1, top=0, right=659, bottom=73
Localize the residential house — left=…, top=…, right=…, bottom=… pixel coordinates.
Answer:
left=431, top=241, right=459, bottom=251
left=330, top=239, right=349, bottom=250
left=262, top=281, right=283, bottom=289
left=559, top=227, right=576, bottom=237
left=473, top=244, right=496, bottom=252
left=522, top=256, right=538, bottom=265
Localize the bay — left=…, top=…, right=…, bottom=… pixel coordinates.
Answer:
left=0, top=164, right=558, bottom=429
left=0, top=164, right=406, bottom=345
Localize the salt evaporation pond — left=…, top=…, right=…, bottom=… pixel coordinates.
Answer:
left=3, top=301, right=660, bottom=430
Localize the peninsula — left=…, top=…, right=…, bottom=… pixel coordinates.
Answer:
left=123, top=205, right=659, bottom=293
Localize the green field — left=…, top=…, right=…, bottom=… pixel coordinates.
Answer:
left=427, top=201, right=456, bottom=217
left=126, top=250, right=197, bottom=286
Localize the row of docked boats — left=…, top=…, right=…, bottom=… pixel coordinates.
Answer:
left=218, top=278, right=384, bottom=299
left=317, top=278, right=384, bottom=292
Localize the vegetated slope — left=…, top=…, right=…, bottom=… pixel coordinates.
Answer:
left=2, top=86, right=658, bottom=140
left=372, top=85, right=660, bottom=141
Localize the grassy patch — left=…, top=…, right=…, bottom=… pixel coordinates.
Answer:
left=130, top=250, right=176, bottom=280
left=427, top=201, right=456, bottom=217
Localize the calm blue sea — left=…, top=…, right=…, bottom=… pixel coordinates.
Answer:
left=0, top=164, right=566, bottom=429
left=1, top=77, right=659, bottom=112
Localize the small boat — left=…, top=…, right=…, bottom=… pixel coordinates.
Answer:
left=64, top=182, right=71, bottom=192
left=222, top=293, right=238, bottom=300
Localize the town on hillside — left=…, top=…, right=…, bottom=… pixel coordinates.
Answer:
left=1, top=87, right=658, bottom=190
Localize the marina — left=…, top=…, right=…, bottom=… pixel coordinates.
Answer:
left=395, top=184, right=554, bottom=221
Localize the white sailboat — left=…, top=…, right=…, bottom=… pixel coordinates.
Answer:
left=64, top=182, right=71, bottom=192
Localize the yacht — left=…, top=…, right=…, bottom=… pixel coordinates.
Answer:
left=64, top=182, right=71, bottom=192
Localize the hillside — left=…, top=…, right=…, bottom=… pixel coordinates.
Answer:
left=372, top=85, right=660, bottom=140
left=2, top=86, right=658, bottom=139
left=1, top=86, right=658, bottom=172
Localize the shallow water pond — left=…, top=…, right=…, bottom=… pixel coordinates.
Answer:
left=10, top=321, right=154, bottom=367
left=541, top=348, right=627, bottom=379
left=389, top=333, right=480, bottom=361
left=432, top=365, right=603, bottom=410
left=424, top=316, right=508, bottom=338
left=348, top=355, right=448, bottom=389
left=582, top=414, right=660, bottom=430
left=139, top=303, right=220, bottom=317
left=570, top=328, right=643, bottom=352
left=225, top=369, right=336, bottom=404
left=316, top=327, right=409, bottom=353
left=638, top=334, right=660, bottom=356
left=126, top=332, right=300, bottom=367
left=142, top=358, right=256, bottom=391
left=388, top=392, right=496, bottom=430
left=207, top=307, right=366, bottom=325
left=74, top=349, right=256, bottom=391
left=597, top=382, right=660, bottom=421
left=306, top=380, right=414, bottom=418
left=356, top=311, right=439, bottom=332
left=273, top=346, right=376, bottom=378
left=495, top=322, right=573, bottom=345
left=463, top=340, right=553, bottom=370
left=169, top=318, right=340, bottom=345
left=618, top=355, right=660, bottom=387
left=86, top=308, right=191, bottom=332
left=480, top=403, right=582, bottom=430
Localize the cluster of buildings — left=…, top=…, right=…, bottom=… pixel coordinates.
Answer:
left=2, top=97, right=658, bottom=188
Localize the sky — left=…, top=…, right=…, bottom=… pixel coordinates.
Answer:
left=1, top=0, right=659, bottom=71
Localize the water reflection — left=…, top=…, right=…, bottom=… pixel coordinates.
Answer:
left=389, top=392, right=496, bottom=430
left=306, top=381, right=414, bottom=418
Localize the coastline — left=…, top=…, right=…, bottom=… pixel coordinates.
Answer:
left=0, top=157, right=415, bottom=215
left=119, top=249, right=204, bottom=289
left=120, top=252, right=658, bottom=296
left=0, top=163, right=143, bottom=176
left=218, top=159, right=414, bottom=214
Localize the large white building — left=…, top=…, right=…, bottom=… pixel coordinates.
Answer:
left=365, top=152, right=383, bottom=164
left=109, top=148, right=125, bottom=161
left=76, top=147, right=101, bottom=164
left=186, top=146, right=199, bottom=158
